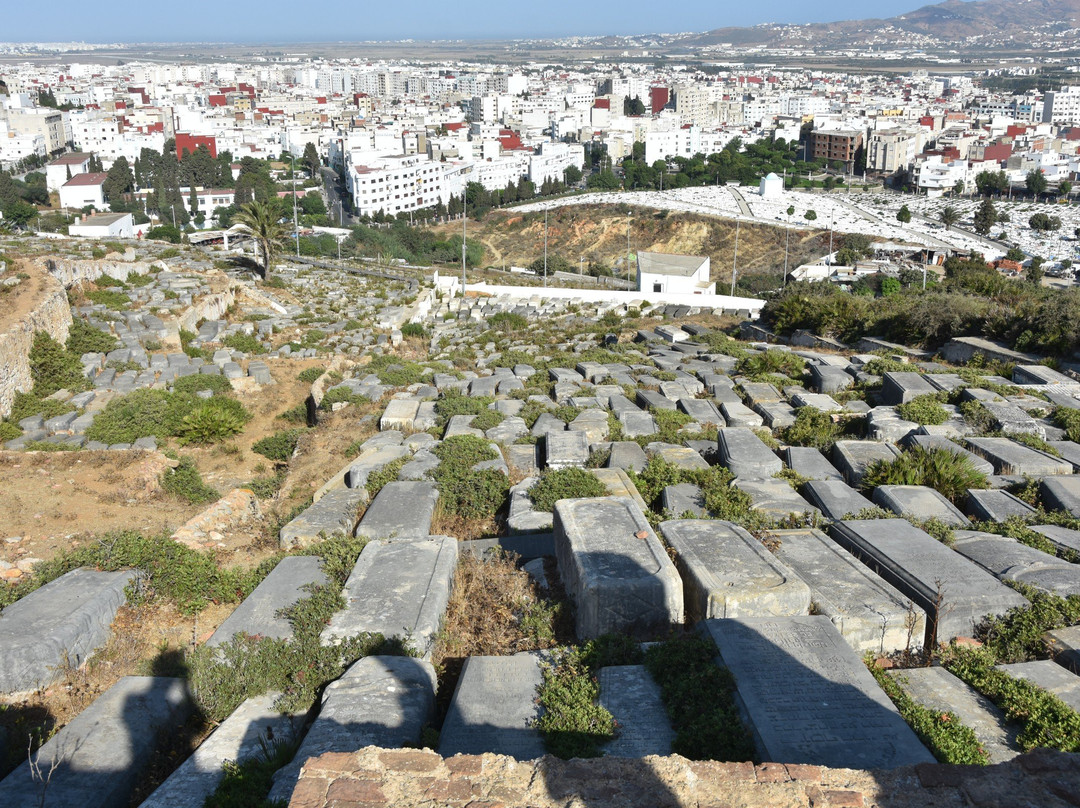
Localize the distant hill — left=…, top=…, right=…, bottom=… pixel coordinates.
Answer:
left=690, top=0, right=1080, bottom=48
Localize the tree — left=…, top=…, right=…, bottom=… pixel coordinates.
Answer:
left=1027, top=255, right=1044, bottom=285
left=881, top=277, right=901, bottom=296
left=102, top=157, right=134, bottom=203
left=1060, top=180, right=1072, bottom=200
left=88, top=154, right=104, bottom=173
left=623, top=96, right=646, bottom=116
left=302, top=142, right=320, bottom=178
left=234, top=199, right=289, bottom=277
left=1005, top=246, right=1026, bottom=262
left=563, top=164, right=582, bottom=185
left=975, top=169, right=1009, bottom=197
left=939, top=206, right=960, bottom=230
left=973, top=198, right=996, bottom=236
left=1029, top=212, right=1061, bottom=232
left=953, top=180, right=965, bottom=197
left=786, top=205, right=795, bottom=217
left=1026, top=169, right=1048, bottom=200
left=896, top=205, right=911, bottom=224
left=804, top=209, right=817, bottom=221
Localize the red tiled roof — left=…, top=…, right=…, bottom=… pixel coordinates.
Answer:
left=63, top=172, right=108, bottom=187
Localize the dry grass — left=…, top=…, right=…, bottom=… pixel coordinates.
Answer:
left=429, top=505, right=500, bottom=542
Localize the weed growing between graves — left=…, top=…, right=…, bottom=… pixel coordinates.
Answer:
left=941, top=644, right=1080, bottom=752
left=86, top=387, right=253, bottom=445
left=160, top=457, right=220, bottom=504
left=896, top=393, right=950, bottom=426
left=536, top=635, right=643, bottom=759
left=906, top=517, right=957, bottom=547
left=1052, top=407, right=1080, bottom=442
left=859, top=446, right=990, bottom=505
left=970, top=516, right=1064, bottom=558
left=66, top=317, right=118, bottom=355
left=866, top=660, right=989, bottom=765
left=627, top=456, right=763, bottom=527
left=364, top=456, right=409, bottom=501
left=431, top=434, right=509, bottom=520
left=644, top=634, right=755, bottom=762
left=434, top=389, right=495, bottom=428
left=202, top=732, right=299, bottom=808
left=296, top=366, right=325, bottom=384
left=735, top=349, right=806, bottom=383
left=977, top=587, right=1080, bottom=663
left=469, top=408, right=505, bottom=432
left=1002, top=431, right=1061, bottom=457
left=29, top=330, right=90, bottom=396
left=252, top=429, right=304, bottom=462
left=529, top=468, right=608, bottom=512
left=781, top=407, right=848, bottom=451
left=318, top=386, right=370, bottom=411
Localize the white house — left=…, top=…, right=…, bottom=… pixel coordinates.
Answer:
left=59, top=172, right=108, bottom=209
left=46, top=152, right=92, bottom=192
left=68, top=212, right=134, bottom=239
left=637, top=252, right=714, bottom=295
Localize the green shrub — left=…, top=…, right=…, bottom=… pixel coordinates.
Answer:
left=1053, top=408, right=1080, bottom=443
left=644, top=635, right=755, bottom=761
left=434, top=390, right=494, bottom=427
left=179, top=329, right=207, bottom=359
left=279, top=403, right=310, bottom=424
left=469, top=409, right=505, bottom=432
left=245, top=471, right=286, bottom=500
left=296, top=366, right=324, bottom=384
left=176, top=397, right=252, bottom=445
left=319, top=386, right=370, bottom=411
left=86, top=289, right=130, bottom=310
left=21, top=440, right=79, bottom=452
left=365, top=456, right=408, bottom=500
left=301, top=329, right=326, bottom=346
left=0, top=422, right=21, bottom=442
left=431, top=435, right=507, bottom=518
left=401, top=322, right=426, bottom=338
left=373, top=360, right=425, bottom=387
left=978, top=587, right=1080, bottom=663
left=536, top=647, right=616, bottom=759
left=735, top=349, right=806, bottom=382
left=86, top=389, right=189, bottom=444
left=66, top=318, right=118, bottom=355
left=781, top=407, right=844, bottom=451
left=862, top=358, right=913, bottom=376
left=171, top=373, right=233, bottom=395
left=489, top=312, right=528, bottom=331
left=161, top=457, right=220, bottom=504
left=222, top=332, right=263, bottom=354
left=529, top=468, right=607, bottom=512
left=29, top=331, right=89, bottom=396
left=959, top=400, right=995, bottom=433
left=897, top=394, right=949, bottom=426
left=649, top=407, right=693, bottom=442
left=860, top=446, right=990, bottom=504
left=203, top=734, right=300, bottom=808
left=7, top=392, right=75, bottom=423
left=251, top=430, right=302, bottom=462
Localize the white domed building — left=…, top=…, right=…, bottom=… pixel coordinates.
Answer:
left=759, top=172, right=783, bottom=198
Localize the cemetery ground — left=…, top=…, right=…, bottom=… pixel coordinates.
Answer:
left=1, top=234, right=1080, bottom=807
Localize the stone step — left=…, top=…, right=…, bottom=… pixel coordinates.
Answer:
left=887, top=666, right=1020, bottom=764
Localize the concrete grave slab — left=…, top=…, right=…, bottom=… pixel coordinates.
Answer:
left=963, top=437, right=1073, bottom=476
left=783, top=446, right=844, bottom=482
left=997, top=660, right=1080, bottom=713
left=952, top=530, right=1080, bottom=597
left=871, top=485, right=971, bottom=527
left=355, top=481, right=439, bottom=539
left=545, top=429, right=590, bottom=469
left=717, top=427, right=782, bottom=479
left=832, top=441, right=902, bottom=487
left=598, top=665, right=674, bottom=758
left=734, top=478, right=820, bottom=520
left=607, top=441, right=648, bottom=471
left=1040, top=476, right=1080, bottom=517
left=279, top=488, right=366, bottom=549
left=965, top=489, right=1036, bottom=522
left=1029, top=524, right=1080, bottom=555
left=802, top=480, right=875, bottom=521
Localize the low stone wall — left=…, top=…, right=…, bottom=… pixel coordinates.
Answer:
left=45, top=256, right=153, bottom=287
left=170, top=488, right=261, bottom=551
left=0, top=271, right=71, bottom=420
left=288, top=746, right=1080, bottom=808
left=179, top=286, right=238, bottom=333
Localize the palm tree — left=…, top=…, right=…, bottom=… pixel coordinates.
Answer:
left=939, top=205, right=960, bottom=230
left=234, top=199, right=289, bottom=277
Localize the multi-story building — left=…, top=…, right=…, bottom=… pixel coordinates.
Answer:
left=867, top=126, right=923, bottom=173
left=346, top=153, right=447, bottom=217
left=809, top=127, right=864, bottom=170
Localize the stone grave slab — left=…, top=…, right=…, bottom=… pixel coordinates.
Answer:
left=444, top=413, right=484, bottom=438
left=346, top=444, right=411, bottom=490
left=702, top=616, right=934, bottom=768
left=554, top=497, right=682, bottom=639
left=1048, top=440, right=1080, bottom=471
left=997, top=660, right=1080, bottom=713
left=952, top=530, right=1080, bottom=597
left=810, top=364, right=854, bottom=393
left=783, top=446, right=844, bottom=482
left=755, top=401, right=797, bottom=429
left=886, top=667, right=1018, bottom=763
left=963, top=437, right=1073, bottom=476
left=618, top=409, right=657, bottom=438
left=545, top=429, right=590, bottom=469
left=598, top=665, right=674, bottom=758
left=379, top=398, right=420, bottom=431
left=438, top=653, right=546, bottom=760
left=508, top=477, right=554, bottom=533
left=139, top=693, right=302, bottom=808
left=881, top=372, right=938, bottom=405
left=871, top=485, right=970, bottom=527
left=208, top=557, right=327, bottom=647
left=828, top=519, right=1029, bottom=643
left=279, top=487, right=366, bottom=549
left=355, top=481, right=439, bottom=539
left=568, top=410, right=609, bottom=444
left=646, top=444, right=709, bottom=471
left=771, top=529, right=924, bottom=654
left=1029, top=524, right=1080, bottom=555
left=0, top=568, right=134, bottom=693
left=734, top=478, right=820, bottom=520
left=322, top=536, right=458, bottom=657
left=590, top=468, right=649, bottom=512
left=866, top=407, right=919, bottom=443
left=717, top=427, right=782, bottom=479
left=0, top=677, right=193, bottom=808
left=607, top=441, right=648, bottom=471
left=791, top=392, right=843, bottom=412
left=965, top=489, right=1036, bottom=522
left=1040, top=476, right=1080, bottom=517
left=661, top=483, right=707, bottom=518
left=1045, top=625, right=1080, bottom=672
left=678, top=398, right=724, bottom=427
left=637, top=389, right=676, bottom=411
left=739, top=382, right=782, bottom=406
left=832, top=441, right=902, bottom=487
left=267, top=656, right=437, bottom=804
left=802, top=480, right=875, bottom=521
left=661, top=520, right=809, bottom=621
left=720, top=401, right=764, bottom=428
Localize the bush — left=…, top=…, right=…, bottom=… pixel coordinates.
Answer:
left=86, top=289, right=130, bottom=310
left=860, top=446, right=990, bottom=504
left=7, top=391, right=75, bottom=423
left=29, top=331, right=89, bottom=396
left=1053, top=407, right=1080, bottom=443
left=400, top=322, right=426, bottom=338
left=489, top=312, right=528, bottom=331
left=431, top=435, right=508, bottom=519
left=781, top=407, right=844, bottom=451
left=296, top=366, right=324, bottom=384
left=469, top=409, right=505, bottom=432
left=222, top=332, right=263, bottom=354
left=66, top=318, right=118, bottom=355
left=536, top=647, right=617, bottom=759
left=319, top=386, right=370, bottom=411
left=0, top=422, right=21, bottom=442
left=529, top=468, right=607, bottom=512
left=978, top=587, right=1080, bottom=663
left=735, top=349, right=806, bottom=382
left=179, top=329, right=206, bottom=359
left=897, top=394, right=949, bottom=426
left=171, top=373, right=233, bottom=395
left=86, top=389, right=186, bottom=443
left=161, top=457, right=219, bottom=504
left=434, top=389, right=493, bottom=427
left=252, top=430, right=302, bottom=462
left=176, top=397, right=252, bottom=445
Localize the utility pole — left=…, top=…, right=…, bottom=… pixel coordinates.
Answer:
left=292, top=153, right=300, bottom=257
left=731, top=215, right=740, bottom=296
left=461, top=191, right=467, bottom=298
left=626, top=212, right=632, bottom=289
left=783, top=213, right=791, bottom=288
left=828, top=211, right=834, bottom=265
left=543, top=209, right=548, bottom=288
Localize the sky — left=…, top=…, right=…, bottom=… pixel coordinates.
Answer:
left=3, top=0, right=944, bottom=43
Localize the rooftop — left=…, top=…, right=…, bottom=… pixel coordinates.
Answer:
left=49, top=152, right=91, bottom=166
left=62, top=172, right=108, bottom=187
left=637, top=251, right=709, bottom=277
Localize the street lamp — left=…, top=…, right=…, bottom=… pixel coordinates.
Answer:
left=543, top=209, right=548, bottom=288
left=731, top=215, right=740, bottom=296
left=626, top=212, right=632, bottom=288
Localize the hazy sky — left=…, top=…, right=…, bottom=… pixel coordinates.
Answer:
left=5, top=0, right=939, bottom=43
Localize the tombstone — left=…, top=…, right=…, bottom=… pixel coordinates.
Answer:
left=791, top=392, right=843, bottom=412
left=322, top=536, right=457, bottom=657
left=379, top=398, right=421, bottom=431
left=865, top=407, right=919, bottom=443
left=771, top=529, right=924, bottom=654
left=1029, top=524, right=1080, bottom=555
left=637, top=389, right=676, bottom=411
left=208, top=557, right=327, bottom=647
left=735, top=478, right=820, bottom=520
left=279, top=488, right=366, bottom=549
left=809, top=364, right=854, bottom=394
left=661, top=483, right=707, bottom=518
left=1013, top=364, right=1076, bottom=386
left=800, top=480, right=875, bottom=521
left=590, top=468, right=649, bottom=512
left=355, top=481, right=439, bottom=539
left=505, top=443, right=540, bottom=475
left=951, top=530, right=1080, bottom=597
left=267, top=656, right=437, bottom=804
left=660, top=520, right=809, bottom=621
left=607, top=441, right=648, bottom=471
left=646, top=443, right=710, bottom=471
left=139, top=693, right=302, bottom=808
left=880, top=372, right=938, bottom=405
left=0, top=568, right=134, bottom=693
left=1045, top=625, right=1080, bottom=672
left=871, top=485, right=970, bottom=526
left=444, top=413, right=485, bottom=438
left=717, top=427, right=782, bottom=479
left=783, top=446, right=844, bottom=482
left=1039, top=477, right=1080, bottom=517
left=720, top=401, right=764, bottom=428
left=598, top=666, right=674, bottom=758
left=545, top=429, right=590, bottom=470
left=508, top=477, right=554, bottom=533
left=532, top=412, right=565, bottom=437
left=965, top=489, right=1036, bottom=522
left=702, top=616, right=934, bottom=768
left=828, top=519, right=1029, bottom=644
left=886, top=667, right=1018, bottom=763
left=554, top=497, right=683, bottom=639
left=438, top=653, right=546, bottom=760
left=997, top=660, right=1080, bottom=713
left=677, top=398, right=724, bottom=427
left=832, top=440, right=902, bottom=487
left=568, top=409, right=609, bottom=443
left=0, top=677, right=193, bottom=808
left=963, top=437, right=1074, bottom=476
left=346, top=444, right=411, bottom=490
left=618, top=409, right=657, bottom=438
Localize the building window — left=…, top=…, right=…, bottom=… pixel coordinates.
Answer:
left=653, top=282, right=662, bottom=293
